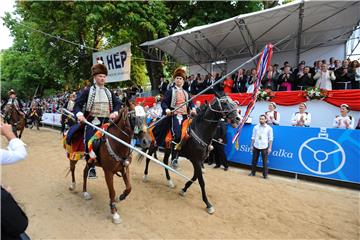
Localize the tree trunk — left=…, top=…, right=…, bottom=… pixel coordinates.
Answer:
left=142, top=48, right=163, bottom=91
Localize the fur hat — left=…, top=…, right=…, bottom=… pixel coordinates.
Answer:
left=173, top=67, right=186, bottom=80
left=91, top=63, right=108, bottom=76
left=8, top=89, right=16, bottom=96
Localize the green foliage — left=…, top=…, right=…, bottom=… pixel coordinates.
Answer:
left=1, top=1, right=267, bottom=96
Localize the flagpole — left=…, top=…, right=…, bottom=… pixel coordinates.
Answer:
left=61, top=108, right=193, bottom=182
left=148, top=34, right=292, bottom=129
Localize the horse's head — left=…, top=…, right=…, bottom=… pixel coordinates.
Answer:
left=126, top=100, right=151, bottom=149
left=208, top=92, right=240, bottom=122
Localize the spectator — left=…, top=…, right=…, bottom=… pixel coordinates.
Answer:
left=233, top=69, right=248, bottom=93
left=213, top=118, right=228, bottom=171
left=223, top=75, right=234, bottom=94
left=296, top=66, right=314, bottom=89
left=0, top=123, right=27, bottom=165
left=311, top=60, right=322, bottom=75
left=333, top=104, right=355, bottom=129
left=334, top=60, right=351, bottom=89
left=328, top=57, right=336, bottom=70
left=291, top=102, right=311, bottom=127
left=278, top=66, right=294, bottom=91
left=158, top=77, right=168, bottom=94
left=349, top=60, right=360, bottom=89
left=272, top=64, right=282, bottom=90
left=204, top=73, right=215, bottom=94
left=1, top=122, right=30, bottom=239
left=248, top=114, right=273, bottom=179
left=314, top=63, right=336, bottom=90
left=262, top=65, right=276, bottom=90
left=265, top=102, right=280, bottom=125
left=247, top=68, right=258, bottom=93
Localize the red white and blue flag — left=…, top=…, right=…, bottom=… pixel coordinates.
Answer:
left=232, top=43, right=273, bottom=144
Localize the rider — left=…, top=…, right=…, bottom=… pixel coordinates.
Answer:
left=72, top=61, right=122, bottom=179
left=160, top=67, right=196, bottom=168
left=7, top=90, right=25, bottom=117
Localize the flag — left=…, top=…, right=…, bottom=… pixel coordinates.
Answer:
left=232, top=43, right=273, bottom=143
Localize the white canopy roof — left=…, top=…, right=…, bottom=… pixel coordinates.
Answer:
left=141, top=0, right=360, bottom=65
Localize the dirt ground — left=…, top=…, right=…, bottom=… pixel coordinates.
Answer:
left=1, top=127, right=359, bottom=239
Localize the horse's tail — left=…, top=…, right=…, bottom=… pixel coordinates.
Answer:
left=136, top=148, right=147, bottom=163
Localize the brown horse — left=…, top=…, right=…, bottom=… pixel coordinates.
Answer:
left=143, top=95, right=239, bottom=214
left=65, top=102, right=151, bottom=224
left=3, top=104, right=26, bottom=138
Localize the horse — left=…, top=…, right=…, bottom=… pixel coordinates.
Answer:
left=143, top=95, right=239, bottom=214
left=3, top=104, right=26, bottom=138
left=65, top=101, right=151, bottom=224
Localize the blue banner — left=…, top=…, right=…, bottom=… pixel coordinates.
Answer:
left=225, top=124, right=360, bottom=184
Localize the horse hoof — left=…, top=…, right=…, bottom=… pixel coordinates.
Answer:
left=179, top=190, right=186, bottom=197
left=82, top=192, right=92, bottom=200
left=167, top=180, right=175, bottom=189
left=142, top=175, right=148, bottom=182
left=207, top=206, right=215, bottom=214
left=112, top=212, right=122, bottom=224
left=118, top=194, right=126, bottom=201
left=69, top=182, right=76, bottom=191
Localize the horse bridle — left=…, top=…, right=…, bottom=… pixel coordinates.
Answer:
left=205, top=97, right=237, bottom=122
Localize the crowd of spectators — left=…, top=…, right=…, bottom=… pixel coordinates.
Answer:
left=158, top=57, right=360, bottom=94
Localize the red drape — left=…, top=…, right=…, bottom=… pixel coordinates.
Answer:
left=136, top=90, right=360, bottom=111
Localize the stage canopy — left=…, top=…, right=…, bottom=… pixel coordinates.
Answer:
left=141, top=0, right=360, bottom=71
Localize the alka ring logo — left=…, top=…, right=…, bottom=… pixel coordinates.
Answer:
left=298, top=128, right=346, bottom=175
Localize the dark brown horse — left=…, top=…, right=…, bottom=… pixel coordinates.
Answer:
left=143, top=95, right=239, bottom=214
left=3, top=104, right=26, bottom=138
left=66, top=102, right=151, bottom=224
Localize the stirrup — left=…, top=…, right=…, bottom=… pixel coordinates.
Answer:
left=87, top=167, right=97, bottom=179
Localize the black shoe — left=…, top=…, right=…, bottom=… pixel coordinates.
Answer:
left=263, top=175, right=268, bottom=179
left=88, top=167, right=97, bottom=179
left=248, top=173, right=255, bottom=176
left=213, top=165, right=220, bottom=169
left=224, top=167, right=228, bottom=171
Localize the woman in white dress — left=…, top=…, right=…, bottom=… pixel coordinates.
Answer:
left=313, top=63, right=336, bottom=90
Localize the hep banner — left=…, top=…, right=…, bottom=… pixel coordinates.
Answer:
left=92, top=43, right=131, bottom=82
left=225, top=124, right=360, bottom=184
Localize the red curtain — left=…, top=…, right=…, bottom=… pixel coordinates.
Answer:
left=136, top=90, right=360, bottom=111
left=325, top=90, right=360, bottom=111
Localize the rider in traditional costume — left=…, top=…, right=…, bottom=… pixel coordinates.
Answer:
left=7, top=90, right=25, bottom=117
left=157, top=67, right=196, bottom=168
left=68, top=62, right=122, bottom=178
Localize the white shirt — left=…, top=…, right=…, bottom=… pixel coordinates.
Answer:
left=251, top=124, right=273, bottom=149
left=148, top=103, right=162, bottom=119
left=265, top=110, right=280, bottom=125
left=333, top=115, right=355, bottom=129
left=0, top=138, right=27, bottom=165
left=291, top=112, right=311, bottom=127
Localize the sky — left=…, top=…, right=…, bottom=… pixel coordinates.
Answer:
left=0, top=0, right=15, bottom=50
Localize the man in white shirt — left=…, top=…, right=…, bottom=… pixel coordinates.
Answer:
left=333, top=104, right=355, bottom=129
left=291, top=102, right=311, bottom=127
left=0, top=123, right=27, bottom=165
left=248, top=115, right=273, bottom=179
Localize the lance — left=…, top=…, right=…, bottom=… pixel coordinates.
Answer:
left=61, top=108, right=193, bottom=182
left=147, top=34, right=292, bottom=129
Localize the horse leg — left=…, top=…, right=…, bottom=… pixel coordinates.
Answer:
left=12, top=125, right=18, bottom=138
left=119, top=166, right=131, bottom=201
left=196, top=161, right=215, bottom=214
left=104, top=171, right=121, bottom=224
left=18, top=129, right=23, bottom=139
left=69, top=160, right=77, bottom=191
left=82, top=164, right=92, bottom=200
left=143, top=147, right=152, bottom=182
left=179, top=162, right=198, bottom=196
left=163, top=149, right=175, bottom=188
